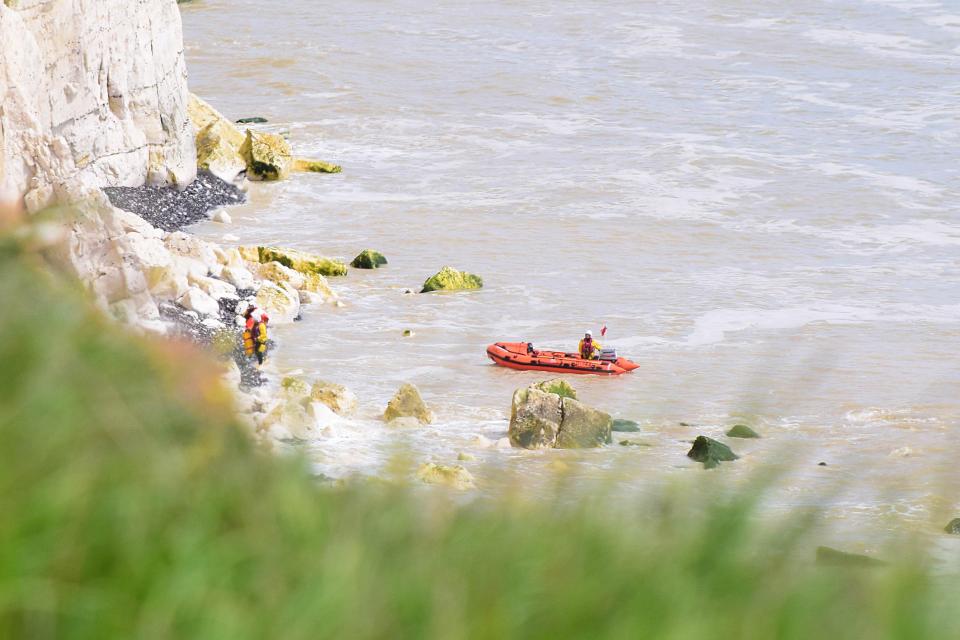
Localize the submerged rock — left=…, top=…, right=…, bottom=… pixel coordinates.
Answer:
left=416, top=463, right=475, bottom=490
left=240, top=130, right=293, bottom=181
left=310, top=381, right=358, bottom=416
left=687, top=436, right=739, bottom=469
left=612, top=419, right=640, bottom=432
left=383, top=383, right=434, bottom=424
left=351, top=249, right=388, bottom=269
left=815, top=546, right=887, bottom=568
left=420, top=266, right=483, bottom=293
left=945, top=519, right=960, bottom=535
left=257, top=246, right=348, bottom=277
left=293, top=158, right=342, bottom=174
left=509, top=380, right=611, bottom=449
left=236, top=117, right=268, bottom=124
left=726, top=424, right=760, bottom=439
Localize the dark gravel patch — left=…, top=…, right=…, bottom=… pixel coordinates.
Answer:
left=104, top=170, right=245, bottom=232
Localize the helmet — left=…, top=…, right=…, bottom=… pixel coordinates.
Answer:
left=585, top=330, right=593, bottom=337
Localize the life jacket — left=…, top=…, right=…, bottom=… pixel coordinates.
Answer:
left=580, top=338, right=594, bottom=359
left=254, top=321, right=268, bottom=353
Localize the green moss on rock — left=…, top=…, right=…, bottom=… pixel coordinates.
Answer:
left=687, top=436, right=738, bottom=469
left=533, top=378, right=577, bottom=400
left=293, top=158, right=342, bottom=174
left=240, top=130, right=292, bottom=181
left=612, top=419, right=640, bottom=432
left=726, top=424, right=760, bottom=439
left=420, top=266, right=483, bottom=293
left=351, top=249, right=388, bottom=269
left=258, top=246, right=347, bottom=277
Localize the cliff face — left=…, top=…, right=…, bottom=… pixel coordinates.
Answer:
left=0, top=0, right=195, bottom=209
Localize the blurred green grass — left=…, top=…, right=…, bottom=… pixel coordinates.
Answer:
left=0, top=228, right=957, bottom=639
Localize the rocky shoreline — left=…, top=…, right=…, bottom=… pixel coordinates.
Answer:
left=104, top=170, right=245, bottom=232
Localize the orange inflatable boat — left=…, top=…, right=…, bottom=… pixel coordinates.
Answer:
left=486, top=342, right=639, bottom=376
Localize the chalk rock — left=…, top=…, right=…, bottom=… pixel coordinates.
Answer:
left=221, top=265, right=256, bottom=291
left=240, top=130, right=292, bottom=181
left=178, top=287, right=220, bottom=318
left=383, top=383, right=434, bottom=424
left=310, top=381, right=358, bottom=416
left=0, top=0, right=195, bottom=201
left=259, top=261, right=335, bottom=300
left=255, top=280, right=300, bottom=324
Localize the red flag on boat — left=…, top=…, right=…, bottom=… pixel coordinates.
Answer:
left=601, top=325, right=608, bottom=337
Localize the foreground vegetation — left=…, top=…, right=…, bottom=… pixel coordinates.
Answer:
left=0, top=222, right=957, bottom=639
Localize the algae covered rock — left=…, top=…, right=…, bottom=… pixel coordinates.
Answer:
left=416, top=463, right=475, bottom=490
left=383, top=383, right=434, bottom=424
left=258, top=247, right=348, bottom=277
left=555, top=398, right=612, bottom=449
left=293, top=158, right=342, bottom=174
left=509, top=386, right=563, bottom=449
left=509, top=379, right=610, bottom=450
left=687, top=436, right=739, bottom=469
left=612, top=419, right=640, bottom=432
left=310, top=381, right=358, bottom=416
left=945, top=519, right=960, bottom=535
left=533, top=378, right=577, bottom=399
left=727, top=424, right=760, bottom=439
left=420, top=266, right=483, bottom=293
left=351, top=249, right=388, bottom=269
left=240, top=130, right=293, bottom=181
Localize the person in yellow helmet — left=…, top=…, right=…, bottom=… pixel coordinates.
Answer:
left=578, top=330, right=601, bottom=360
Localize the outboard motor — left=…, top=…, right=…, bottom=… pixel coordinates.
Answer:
left=599, top=348, right=618, bottom=362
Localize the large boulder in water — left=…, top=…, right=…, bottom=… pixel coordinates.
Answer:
left=509, top=380, right=611, bottom=449
left=351, top=249, right=388, bottom=269
left=420, top=266, right=483, bottom=293
left=945, top=519, right=960, bottom=535
left=687, top=436, right=739, bottom=469
left=383, top=383, right=434, bottom=425
left=257, top=246, right=348, bottom=277
left=556, top=399, right=613, bottom=448
left=240, top=130, right=293, bottom=181
left=509, top=386, right=563, bottom=449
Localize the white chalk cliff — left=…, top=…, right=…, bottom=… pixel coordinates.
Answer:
left=0, top=0, right=196, bottom=208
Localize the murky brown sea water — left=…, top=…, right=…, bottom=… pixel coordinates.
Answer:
left=182, top=0, right=960, bottom=547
